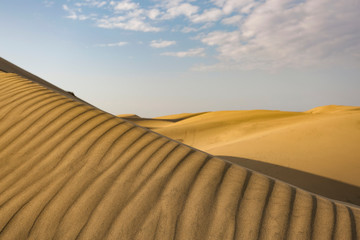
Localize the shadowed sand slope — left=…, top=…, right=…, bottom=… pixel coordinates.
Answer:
left=0, top=71, right=359, bottom=239
left=122, top=110, right=360, bottom=206
left=220, top=156, right=360, bottom=206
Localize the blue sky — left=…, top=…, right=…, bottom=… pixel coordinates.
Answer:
left=0, top=0, right=359, bottom=117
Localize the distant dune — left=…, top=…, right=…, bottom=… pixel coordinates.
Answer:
left=156, top=108, right=360, bottom=186
left=117, top=114, right=141, bottom=118
left=123, top=107, right=360, bottom=205
left=0, top=58, right=359, bottom=239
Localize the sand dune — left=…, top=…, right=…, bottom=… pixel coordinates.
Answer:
left=119, top=117, right=175, bottom=129
left=154, top=112, right=208, bottom=120
left=117, top=112, right=209, bottom=130
left=117, top=114, right=141, bottom=118
left=142, top=109, right=360, bottom=187
left=0, top=60, right=359, bottom=239
left=220, top=156, right=360, bottom=206
left=122, top=109, right=360, bottom=206
left=0, top=57, right=91, bottom=106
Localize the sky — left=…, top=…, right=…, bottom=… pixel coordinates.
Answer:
left=0, top=0, right=359, bottom=117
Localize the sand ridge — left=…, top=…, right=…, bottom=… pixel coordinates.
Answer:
left=0, top=70, right=359, bottom=239
left=0, top=57, right=91, bottom=106
left=129, top=109, right=360, bottom=205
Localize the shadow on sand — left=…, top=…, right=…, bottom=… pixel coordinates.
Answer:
left=219, top=155, right=360, bottom=206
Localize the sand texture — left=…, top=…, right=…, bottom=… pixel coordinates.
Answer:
left=130, top=109, right=360, bottom=204
left=0, top=68, right=359, bottom=239
left=152, top=109, right=360, bottom=187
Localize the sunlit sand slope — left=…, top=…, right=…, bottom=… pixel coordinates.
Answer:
left=0, top=71, right=359, bottom=239
left=124, top=110, right=360, bottom=205
left=117, top=113, right=208, bottom=129
left=153, top=109, right=360, bottom=188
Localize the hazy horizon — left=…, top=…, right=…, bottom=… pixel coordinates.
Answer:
left=1, top=0, right=359, bottom=117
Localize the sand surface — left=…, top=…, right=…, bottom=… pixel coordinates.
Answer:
left=123, top=108, right=360, bottom=205
left=143, top=109, right=360, bottom=185
left=0, top=61, right=359, bottom=239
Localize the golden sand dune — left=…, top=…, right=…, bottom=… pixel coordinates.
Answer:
left=306, top=105, right=360, bottom=114
left=117, top=112, right=209, bottom=130
left=133, top=109, right=360, bottom=205
left=205, top=110, right=360, bottom=186
left=117, top=114, right=141, bottom=118
left=154, top=112, right=208, bottom=120
left=119, top=117, right=175, bottom=129
left=0, top=60, right=359, bottom=239
left=144, top=110, right=359, bottom=184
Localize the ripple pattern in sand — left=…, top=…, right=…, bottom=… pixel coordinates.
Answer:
left=0, top=72, right=359, bottom=239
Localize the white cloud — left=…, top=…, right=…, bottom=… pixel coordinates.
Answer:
left=111, top=0, right=138, bottom=11
left=181, top=22, right=213, bottom=33
left=201, top=31, right=241, bottom=46
left=221, top=15, right=242, bottom=25
left=126, top=8, right=145, bottom=18
left=61, top=0, right=360, bottom=71
left=62, top=0, right=206, bottom=33
left=95, top=41, right=128, bottom=47
left=212, top=0, right=256, bottom=14
left=159, top=0, right=192, bottom=9
left=191, top=8, right=223, bottom=23
left=162, top=3, right=199, bottom=19
left=75, top=1, right=107, bottom=8
left=181, top=26, right=199, bottom=33
left=62, top=4, right=90, bottom=20
left=150, top=40, right=176, bottom=48
left=201, top=31, right=242, bottom=63
left=201, top=0, right=360, bottom=70
left=96, top=1, right=107, bottom=8
left=65, top=1, right=162, bottom=32
left=147, top=8, right=161, bottom=20
left=97, top=17, right=161, bottom=32
left=62, top=4, right=70, bottom=11
left=161, top=48, right=205, bottom=57
left=240, top=1, right=258, bottom=14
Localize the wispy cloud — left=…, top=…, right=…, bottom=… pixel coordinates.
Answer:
left=97, top=17, right=161, bottom=32
left=181, top=26, right=199, bottom=33
left=62, top=4, right=93, bottom=20
left=221, top=15, right=242, bottom=25
left=43, top=0, right=54, bottom=7
left=180, top=23, right=213, bottom=33
left=201, top=0, right=360, bottom=70
left=191, top=8, right=223, bottom=23
left=63, top=1, right=161, bottom=32
left=75, top=1, right=107, bottom=8
left=212, top=0, right=258, bottom=14
left=62, top=0, right=360, bottom=70
left=161, top=48, right=205, bottom=57
left=150, top=40, right=176, bottom=48
left=111, top=0, right=139, bottom=11
left=147, top=8, right=161, bottom=20
left=95, top=41, right=128, bottom=47
left=161, top=3, right=199, bottom=20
